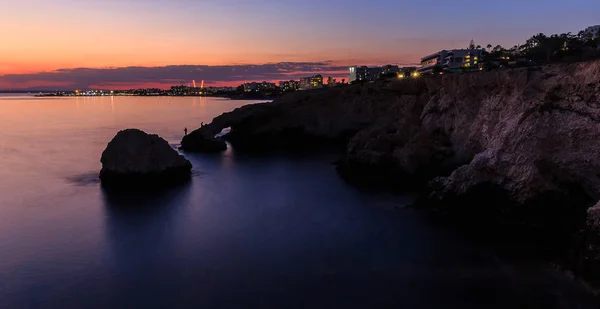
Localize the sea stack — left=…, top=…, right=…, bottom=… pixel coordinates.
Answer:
left=100, top=129, right=192, bottom=187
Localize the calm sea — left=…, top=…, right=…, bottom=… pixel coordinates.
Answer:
left=0, top=94, right=596, bottom=308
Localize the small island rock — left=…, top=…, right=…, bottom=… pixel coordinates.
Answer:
left=181, top=128, right=227, bottom=153
left=100, top=129, right=192, bottom=187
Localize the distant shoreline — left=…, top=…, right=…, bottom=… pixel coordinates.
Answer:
left=31, top=93, right=279, bottom=101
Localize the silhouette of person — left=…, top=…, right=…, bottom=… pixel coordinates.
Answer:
left=184, top=127, right=188, bottom=136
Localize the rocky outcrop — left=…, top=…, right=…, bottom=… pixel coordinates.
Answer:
left=100, top=129, right=192, bottom=187
left=421, top=62, right=600, bottom=201
left=181, top=129, right=227, bottom=152
left=183, top=60, right=600, bottom=282
left=416, top=63, right=600, bottom=258
left=185, top=62, right=600, bottom=205
left=180, top=79, right=429, bottom=152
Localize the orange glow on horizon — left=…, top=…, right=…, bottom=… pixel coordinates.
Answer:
left=0, top=3, right=420, bottom=90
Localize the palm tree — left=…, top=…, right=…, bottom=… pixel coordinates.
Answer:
left=476, top=45, right=482, bottom=49
left=486, top=44, right=493, bottom=52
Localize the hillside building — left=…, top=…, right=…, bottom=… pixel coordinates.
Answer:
left=418, top=49, right=487, bottom=74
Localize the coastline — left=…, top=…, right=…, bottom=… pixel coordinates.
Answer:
left=180, top=59, right=600, bottom=290
left=33, top=93, right=280, bottom=101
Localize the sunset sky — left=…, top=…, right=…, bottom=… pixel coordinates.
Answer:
left=1, top=0, right=599, bottom=90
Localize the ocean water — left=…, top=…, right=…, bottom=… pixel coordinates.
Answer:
left=0, top=94, right=596, bottom=308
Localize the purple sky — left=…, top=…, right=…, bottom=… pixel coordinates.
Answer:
left=1, top=0, right=598, bottom=89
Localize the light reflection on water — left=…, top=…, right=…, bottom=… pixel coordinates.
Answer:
left=0, top=95, right=597, bottom=309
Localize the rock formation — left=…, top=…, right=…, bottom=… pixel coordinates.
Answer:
left=181, top=79, right=429, bottom=152
left=100, top=129, right=192, bottom=187
left=183, top=60, right=600, bottom=282
left=181, top=129, right=227, bottom=152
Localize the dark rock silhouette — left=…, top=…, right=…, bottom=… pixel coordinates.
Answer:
left=100, top=129, right=192, bottom=187
left=181, top=79, right=428, bottom=152
left=181, top=129, right=227, bottom=152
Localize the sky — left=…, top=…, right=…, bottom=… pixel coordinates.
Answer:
left=0, top=0, right=599, bottom=90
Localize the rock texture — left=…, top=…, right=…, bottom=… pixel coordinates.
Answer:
left=100, top=129, right=192, bottom=187
left=422, top=63, right=600, bottom=202
left=181, top=79, right=429, bottom=152
left=183, top=60, right=600, bottom=282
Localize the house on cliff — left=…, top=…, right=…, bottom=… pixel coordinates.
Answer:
left=418, top=49, right=487, bottom=74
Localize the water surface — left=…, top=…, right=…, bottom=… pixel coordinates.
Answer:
left=0, top=94, right=596, bottom=308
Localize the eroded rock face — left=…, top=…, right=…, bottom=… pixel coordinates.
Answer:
left=336, top=101, right=454, bottom=187
left=413, top=62, right=600, bottom=281
left=187, top=61, right=600, bottom=209
left=100, top=129, right=192, bottom=187
left=182, top=60, right=600, bottom=281
left=419, top=63, right=600, bottom=227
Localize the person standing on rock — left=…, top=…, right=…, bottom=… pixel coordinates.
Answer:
left=184, top=127, right=188, bottom=136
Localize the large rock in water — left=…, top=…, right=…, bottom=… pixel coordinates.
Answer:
left=100, top=129, right=192, bottom=187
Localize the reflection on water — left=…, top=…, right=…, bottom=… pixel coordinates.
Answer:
left=101, top=184, right=192, bottom=302
left=66, top=172, right=103, bottom=186
left=0, top=95, right=597, bottom=309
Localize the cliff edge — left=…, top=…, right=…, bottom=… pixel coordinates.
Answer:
left=182, top=60, right=600, bottom=283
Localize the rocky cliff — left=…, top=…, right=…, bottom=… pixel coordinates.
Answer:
left=181, top=79, right=428, bottom=152
left=415, top=61, right=600, bottom=282
left=182, top=60, right=600, bottom=282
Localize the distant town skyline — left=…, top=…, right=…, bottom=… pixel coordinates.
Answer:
left=1, top=0, right=599, bottom=90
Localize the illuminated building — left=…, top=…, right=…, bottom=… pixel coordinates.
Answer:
left=310, top=75, right=323, bottom=88
left=258, top=82, right=277, bottom=90
left=299, top=77, right=311, bottom=90
left=349, top=65, right=400, bottom=83
left=279, top=80, right=299, bottom=91
left=418, top=49, right=487, bottom=74
left=298, top=75, right=323, bottom=90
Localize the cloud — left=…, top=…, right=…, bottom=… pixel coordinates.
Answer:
left=0, top=62, right=350, bottom=90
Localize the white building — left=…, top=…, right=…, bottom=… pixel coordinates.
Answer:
left=584, top=25, right=600, bottom=39
left=418, top=49, right=486, bottom=74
